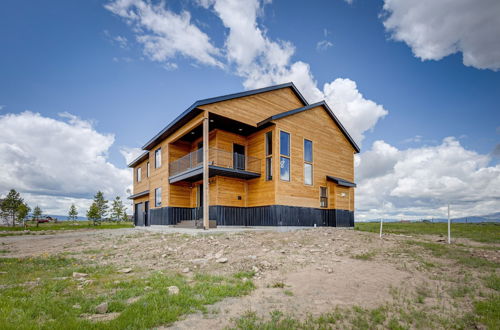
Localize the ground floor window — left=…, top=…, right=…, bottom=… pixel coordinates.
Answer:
left=155, top=187, right=162, bottom=207
left=320, top=186, right=328, bottom=208
left=280, top=156, right=290, bottom=181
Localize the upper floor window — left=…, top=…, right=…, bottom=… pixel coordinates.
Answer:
left=279, top=131, right=290, bottom=181
left=155, top=148, right=161, bottom=168
left=265, top=131, right=273, bottom=181
left=304, top=139, right=313, bottom=185
left=155, top=187, right=162, bottom=207
left=136, top=167, right=142, bottom=182
left=147, top=161, right=150, bottom=177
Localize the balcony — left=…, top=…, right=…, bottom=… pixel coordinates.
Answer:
left=169, top=147, right=261, bottom=183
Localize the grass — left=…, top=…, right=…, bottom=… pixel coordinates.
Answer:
left=355, top=222, right=500, bottom=244
left=0, top=256, right=254, bottom=329
left=352, top=251, right=376, bottom=260
left=0, top=221, right=133, bottom=233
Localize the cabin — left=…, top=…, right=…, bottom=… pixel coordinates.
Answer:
left=128, top=82, right=359, bottom=229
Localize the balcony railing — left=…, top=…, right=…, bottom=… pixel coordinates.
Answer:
left=169, top=147, right=261, bottom=177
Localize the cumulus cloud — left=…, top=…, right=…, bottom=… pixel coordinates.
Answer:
left=0, top=111, right=131, bottom=215
left=120, top=147, right=144, bottom=165
left=382, top=0, right=500, bottom=71
left=316, top=40, right=333, bottom=52
left=105, top=0, right=223, bottom=67
left=356, top=137, right=500, bottom=220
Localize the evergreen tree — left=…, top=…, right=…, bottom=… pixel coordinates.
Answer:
left=93, top=191, right=109, bottom=220
left=17, top=203, right=31, bottom=227
left=68, top=204, right=78, bottom=221
left=110, top=197, right=124, bottom=222
left=0, top=189, right=24, bottom=227
left=86, top=203, right=101, bottom=226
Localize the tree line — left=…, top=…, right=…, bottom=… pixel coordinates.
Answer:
left=0, top=189, right=130, bottom=227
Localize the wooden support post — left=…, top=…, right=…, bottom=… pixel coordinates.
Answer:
left=203, top=117, right=209, bottom=230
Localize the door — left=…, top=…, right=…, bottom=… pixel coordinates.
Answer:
left=144, top=201, right=149, bottom=226
left=233, top=144, right=245, bottom=170
left=134, top=203, right=143, bottom=226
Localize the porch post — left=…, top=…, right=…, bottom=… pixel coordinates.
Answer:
left=203, top=115, right=209, bottom=230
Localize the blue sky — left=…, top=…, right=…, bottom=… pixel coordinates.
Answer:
left=1, top=0, right=499, bottom=219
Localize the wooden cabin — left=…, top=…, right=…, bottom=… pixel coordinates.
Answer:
left=128, top=83, right=359, bottom=228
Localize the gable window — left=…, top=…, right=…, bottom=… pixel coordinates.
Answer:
left=320, top=187, right=328, bottom=208
left=155, top=187, right=162, bottom=207
left=136, top=167, right=142, bottom=182
left=279, top=131, right=290, bottom=181
left=265, top=131, right=273, bottom=181
left=304, top=139, right=313, bottom=185
left=155, top=148, right=162, bottom=168
left=147, top=161, right=150, bottom=177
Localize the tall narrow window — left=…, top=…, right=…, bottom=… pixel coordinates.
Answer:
left=304, top=139, right=313, bottom=185
left=136, top=167, right=142, bottom=182
left=320, top=187, right=328, bottom=208
left=265, top=131, right=273, bottom=181
left=155, top=148, right=161, bottom=168
left=147, top=162, right=150, bottom=177
left=155, top=187, right=162, bottom=207
left=280, top=131, right=290, bottom=181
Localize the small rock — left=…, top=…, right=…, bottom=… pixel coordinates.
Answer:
left=118, top=268, right=132, bottom=273
left=72, top=272, right=88, bottom=279
left=216, top=257, right=228, bottom=263
left=126, top=297, right=141, bottom=304
left=214, top=250, right=224, bottom=259
left=242, top=277, right=249, bottom=283
left=161, top=254, right=167, bottom=258
left=252, top=266, right=260, bottom=273
left=327, top=268, right=333, bottom=274
left=72, top=304, right=81, bottom=309
left=182, top=267, right=190, bottom=273
left=95, top=302, right=108, bottom=314
left=168, top=286, right=180, bottom=295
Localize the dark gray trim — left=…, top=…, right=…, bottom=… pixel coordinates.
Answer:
left=128, top=190, right=149, bottom=199
left=169, top=165, right=261, bottom=183
left=257, top=101, right=361, bottom=153
left=142, top=82, right=308, bottom=150
left=128, top=151, right=149, bottom=168
left=326, top=175, right=357, bottom=187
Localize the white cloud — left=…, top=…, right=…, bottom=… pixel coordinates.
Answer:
left=356, top=137, right=500, bottom=220
left=120, top=147, right=144, bottom=165
left=0, top=111, right=132, bottom=215
left=382, top=0, right=500, bottom=71
left=316, top=40, right=333, bottom=52
left=105, top=0, right=223, bottom=67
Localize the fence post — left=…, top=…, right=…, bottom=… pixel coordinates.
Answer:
left=447, top=204, right=451, bottom=244
left=379, top=218, right=383, bottom=238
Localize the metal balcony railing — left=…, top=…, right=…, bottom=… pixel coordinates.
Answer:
left=169, top=147, right=261, bottom=177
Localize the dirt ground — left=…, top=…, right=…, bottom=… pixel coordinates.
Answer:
left=1, top=226, right=497, bottom=328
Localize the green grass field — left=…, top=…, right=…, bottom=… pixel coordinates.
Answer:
left=0, top=221, right=133, bottom=234
left=355, top=221, right=500, bottom=243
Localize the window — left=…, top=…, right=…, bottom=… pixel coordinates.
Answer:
left=136, top=167, right=142, bottom=182
left=155, top=187, right=162, bottom=207
left=265, top=131, right=273, bottom=180
left=147, top=162, right=150, bottom=177
left=320, top=187, right=328, bottom=208
left=304, top=139, right=313, bottom=185
left=155, top=148, right=161, bottom=168
left=280, top=131, right=291, bottom=181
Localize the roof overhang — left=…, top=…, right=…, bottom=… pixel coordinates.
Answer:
left=127, top=190, right=149, bottom=200
left=128, top=152, right=149, bottom=168
left=257, top=101, right=361, bottom=153
left=327, top=176, right=357, bottom=187
left=141, top=82, right=308, bottom=151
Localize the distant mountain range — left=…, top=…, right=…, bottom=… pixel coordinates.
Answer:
left=366, top=212, right=500, bottom=223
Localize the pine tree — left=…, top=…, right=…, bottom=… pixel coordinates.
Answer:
left=86, top=203, right=101, bottom=226
left=110, top=197, right=124, bottom=222
left=0, top=189, right=24, bottom=227
left=68, top=204, right=78, bottom=221
left=93, top=191, right=109, bottom=221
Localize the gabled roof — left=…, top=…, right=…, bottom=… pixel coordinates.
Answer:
left=257, top=101, right=361, bottom=153
left=128, top=151, right=149, bottom=168
left=142, top=82, right=308, bottom=151
left=327, top=176, right=357, bottom=187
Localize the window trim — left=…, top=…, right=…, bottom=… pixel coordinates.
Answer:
left=265, top=130, right=273, bottom=181
left=155, top=187, right=162, bottom=207
left=136, top=166, right=142, bottom=182
left=147, top=161, right=150, bottom=177
left=155, top=148, right=162, bottom=168
left=279, top=130, right=291, bottom=182
left=303, top=138, right=313, bottom=186
left=320, top=186, right=328, bottom=208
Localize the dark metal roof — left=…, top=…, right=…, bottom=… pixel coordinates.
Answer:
left=257, top=101, right=361, bottom=153
left=127, top=190, right=149, bottom=199
left=326, top=176, right=357, bottom=187
left=128, top=151, right=149, bottom=168
left=142, top=82, right=308, bottom=151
